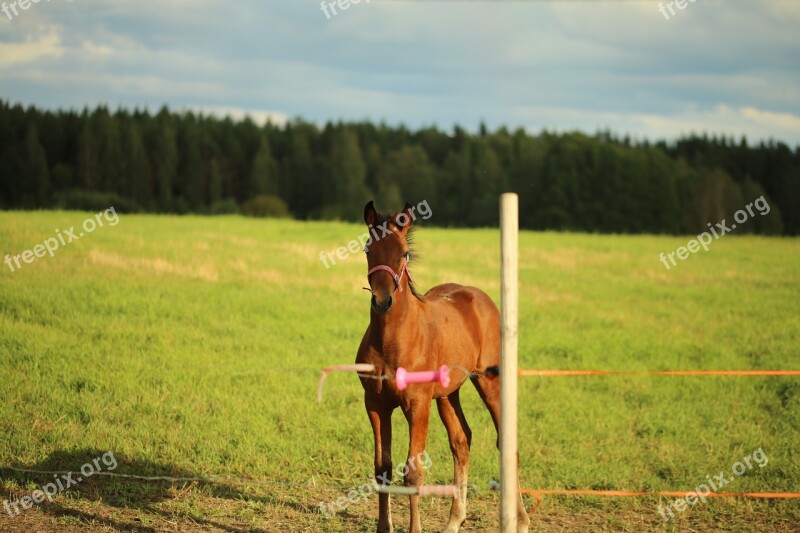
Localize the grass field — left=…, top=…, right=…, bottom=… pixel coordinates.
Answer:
left=1, top=210, right=799, bottom=532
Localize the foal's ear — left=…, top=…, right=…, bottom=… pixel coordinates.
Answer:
left=364, top=200, right=378, bottom=226
left=395, top=202, right=415, bottom=234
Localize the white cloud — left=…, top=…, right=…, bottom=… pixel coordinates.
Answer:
left=0, top=2, right=796, bottom=145
left=631, top=105, right=800, bottom=145
left=80, top=40, right=112, bottom=58
left=0, top=29, right=62, bottom=68
left=184, top=105, right=288, bottom=127
left=510, top=103, right=800, bottom=145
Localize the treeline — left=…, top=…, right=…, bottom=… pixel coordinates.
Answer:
left=0, top=101, right=797, bottom=235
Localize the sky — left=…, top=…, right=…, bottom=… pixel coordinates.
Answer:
left=0, top=0, right=798, bottom=145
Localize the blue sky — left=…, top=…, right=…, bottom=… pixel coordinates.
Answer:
left=1, top=0, right=798, bottom=144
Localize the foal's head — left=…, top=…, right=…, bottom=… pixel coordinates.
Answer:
left=363, top=201, right=418, bottom=315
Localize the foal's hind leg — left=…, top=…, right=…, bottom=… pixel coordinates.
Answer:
left=436, top=390, right=471, bottom=533
left=471, top=374, right=531, bottom=532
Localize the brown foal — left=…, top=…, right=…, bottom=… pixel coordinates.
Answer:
left=356, top=201, right=530, bottom=533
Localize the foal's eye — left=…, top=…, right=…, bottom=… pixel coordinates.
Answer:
left=404, top=251, right=411, bottom=261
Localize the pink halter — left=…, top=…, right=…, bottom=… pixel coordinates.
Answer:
left=367, top=260, right=414, bottom=293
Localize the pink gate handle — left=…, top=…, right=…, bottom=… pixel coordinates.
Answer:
left=395, top=365, right=450, bottom=390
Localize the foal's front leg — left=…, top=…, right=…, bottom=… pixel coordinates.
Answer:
left=367, top=396, right=394, bottom=533
left=402, top=396, right=432, bottom=533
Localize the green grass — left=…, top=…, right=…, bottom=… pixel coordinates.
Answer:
left=1, top=210, right=799, bottom=531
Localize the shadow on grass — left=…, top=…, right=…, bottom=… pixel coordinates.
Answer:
left=0, top=448, right=328, bottom=532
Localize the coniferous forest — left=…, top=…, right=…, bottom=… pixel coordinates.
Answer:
left=1, top=101, right=797, bottom=235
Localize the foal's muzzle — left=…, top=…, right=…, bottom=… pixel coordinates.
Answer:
left=371, top=294, right=393, bottom=315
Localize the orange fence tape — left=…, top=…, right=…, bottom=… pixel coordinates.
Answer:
left=518, top=488, right=800, bottom=514
left=518, top=369, right=800, bottom=376
left=508, top=369, right=800, bottom=515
